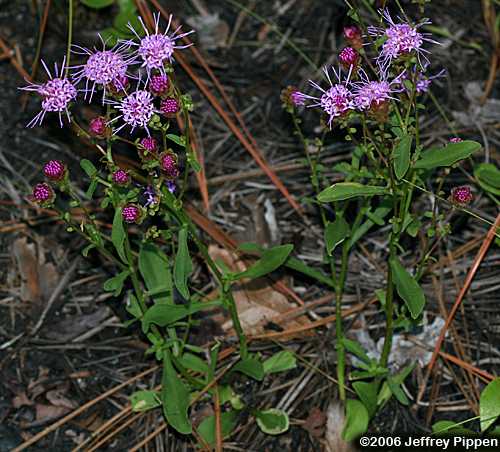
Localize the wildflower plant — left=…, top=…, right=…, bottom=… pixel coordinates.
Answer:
left=23, top=9, right=295, bottom=445
left=285, top=6, right=483, bottom=440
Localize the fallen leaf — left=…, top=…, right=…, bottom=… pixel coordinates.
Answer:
left=12, top=391, right=33, bottom=409
left=35, top=403, right=71, bottom=423
left=302, top=407, right=326, bottom=438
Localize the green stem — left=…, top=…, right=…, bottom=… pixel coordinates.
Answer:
left=65, top=0, right=73, bottom=77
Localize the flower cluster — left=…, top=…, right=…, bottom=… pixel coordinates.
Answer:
left=25, top=11, right=191, bottom=213
left=293, top=9, right=441, bottom=127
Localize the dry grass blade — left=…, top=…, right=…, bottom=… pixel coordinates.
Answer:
left=427, top=212, right=500, bottom=372
left=12, top=366, right=159, bottom=452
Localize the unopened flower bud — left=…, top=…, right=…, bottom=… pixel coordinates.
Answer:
left=343, top=25, right=363, bottom=50
left=160, top=152, right=179, bottom=179
left=43, top=160, right=66, bottom=182
left=32, top=183, right=55, bottom=206
left=149, top=74, right=170, bottom=96
left=339, top=47, right=359, bottom=69
left=89, top=117, right=107, bottom=136
left=160, top=97, right=180, bottom=116
left=451, top=186, right=473, bottom=205
left=122, top=204, right=142, bottom=224
left=112, top=169, right=130, bottom=186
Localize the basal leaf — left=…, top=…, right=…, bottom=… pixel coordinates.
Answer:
left=414, top=140, right=481, bottom=169
left=352, top=381, right=378, bottom=418
left=389, top=257, right=425, bottom=319
left=263, top=351, right=296, bottom=375
left=341, top=399, right=369, bottom=441
left=130, top=390, right=161, bottom=412
left=255, top=409, right=289, bottom=435
left=480, top=378, right=500, bottom=431
left=198, top=411, right=238, bottom=446
left=232, top=357, right=264, bottom=381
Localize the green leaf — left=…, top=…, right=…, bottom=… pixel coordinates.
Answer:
left=285, top=256, right=335, bottom=288
left=432, top=420, right=475, bottom=435
left=198, top=411, right=238, bottom=446
left=166, top=133, right=186, bottom=147
left=318, top=182, right=388, bottom=203
left=103, top=270, right=130, bottom=296
left=392, top=134, right=412, bottom=180
left=348, top=200, right=392, bottom=249
left=112, top=208, right=127, bottom=263
left=387, top=377, right=409, bottom=405
left=255, top=409, right=289, bottom=435
left=142, top=301, right=220, bottom=333
left=480, top=378, right=500, bottom=431
left=325, top=217, right=350, bottom=255
left=80, top=0, right=115, bottom=9
left=126, top=293, right=142, bottom=319
left=232, top=357, right=264, bottom=381
left=475, top=163, right=500, bottom=196
left=139, top=243, right=171, bottom=305
left=130, top=390, right=161, bottom=412
left=263, top=351, right=297, bottom=375
left=231, top=244, right=293, bottom=281
left=85, top=179, right=98, bottom=199
left=352, top=381, right=378, bottom=418
left=389, top=258, right=425, bottom=319
left=178, top=352, right=209, bottom=374
left=80, top=158, right=98, bottom=177
left=174, top=228, right=192, bottom=300
left=341, top=338, right=371, bottom=364
left=341, top=399, right=369, bottom=441
left=161, top=351, right=192, bottom=434
left=414, top=140, right=481, bottom=169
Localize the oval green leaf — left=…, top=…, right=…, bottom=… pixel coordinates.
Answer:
left=325, top=216, right=350, bottom=255
left=139, top=243, right=171, bottom=304
left=198, top=411, right=238, bottom=446
left=318, top=182, right=388, bottom=203
left=174, top=228, right=192, bottom=300
left=112, top=208, right=127, bottom=263
left=81, top=0, right=115, bottom=8
left=414, top=140, right=481, bottom=169
left=263, top=351, right=297, bottom=375
left=103, top=270, right=130, bottom=296
left=130, top=390, right=161, bottom=412
left=480, top=378, right=500, bottom=431
left=341, top=399, right=369, bottom=441
left=389, top=257, right=425, bottom=319
left=232, top=357, right=264, bottom=381
left=255, top=409, right=289, bottom=435
left=475, top=163, right=500, bottom=196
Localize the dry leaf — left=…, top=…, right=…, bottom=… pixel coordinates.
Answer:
left=208, top=245, right=308, bottom=335
left=35, top=403, right=71, bottom=423
left=302, top=407, right=326, bottom=438
left=12, top=391, right=33, bottom=409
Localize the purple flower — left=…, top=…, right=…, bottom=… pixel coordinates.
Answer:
left=43, top=160, right=66, bottom=181
left=160, top=152, right=179, bottom=179
left=108, top=87, right=156, bottom=134
left=89, top=116, right=107, bottom=136
left=20, top=58, right=77, bottom=128
left=368, top=9, right=438, bottom=69
left=71, top=37, right=135, bottom=102
left=353, top=69, right=404, bottom=111
left=290, top=90, right=307, bottom=107
left=143, top=185, right=158, bottom=207
left=415, top=68, right=446, bottom=94
left=449, top=137, right=463, bottom=143
left=126, top=13, right=194, bottom=75
left=299, top=66, right=355, bottom=127
left=166, top=180, right=176, bottom=193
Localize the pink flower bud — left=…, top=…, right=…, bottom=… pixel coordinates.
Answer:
left=122, top=204, right=141, bottom=224
left=43, top=160, right=66, bottom=181
left=449, top=137, right=463, bottom=143
left=112, top=169, right=130, bottom=186
left=160, top=97, right=180, bottom=116
left=451, top=186, right=473, bottom=205
left=149, top=74, right=170, bottom=96
left=89, top=117, right=107, bottom=136
left=32, top=183, right=55, bottom=205
left=160, top=152, right=179, bottom=179
left=339, top=47, right=359, bottom=68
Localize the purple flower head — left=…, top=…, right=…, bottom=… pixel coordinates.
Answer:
left=451, top=186, right=473, bottom=205
left=140, top=137, right=158, bottom=152
left=290, top=90, right=307, bottom=107
left=112, top=169, right=130, bottom=186
left=415, top=68, right=446, bottom=94
left=339, top=47, right=359, bottom=69
left=353, top=69, right=404, bottom=111
left=122, top=204, right=142, bottom=223
left=149, top=74, right=170, bottom=96
left=160, top=97, right=180, bottom=116
left=71, top=36, right=135, bottom=102
left=126, top=13, right=194, bottom=76
left=166, top=180, right=176, bottom=193
left=449, top=137, right=463, bottom=143
left=344, top=25, right=361, bottom=41
left=160, top=152, right=179, bottom=179
left=143, top=185, right=159, bottom=207
left=20, top=58, right=77, bottom=128
left=89, top=116, right=107, bottom=136
left=43, top=160, right=66, bottom=182
left=108, top=84, right=156, bottom=135
left=32, top=182, right=55, bottom=205
left=298, top=66, right=355, bottom=127
left=368, top=10, right=438, bottom=70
